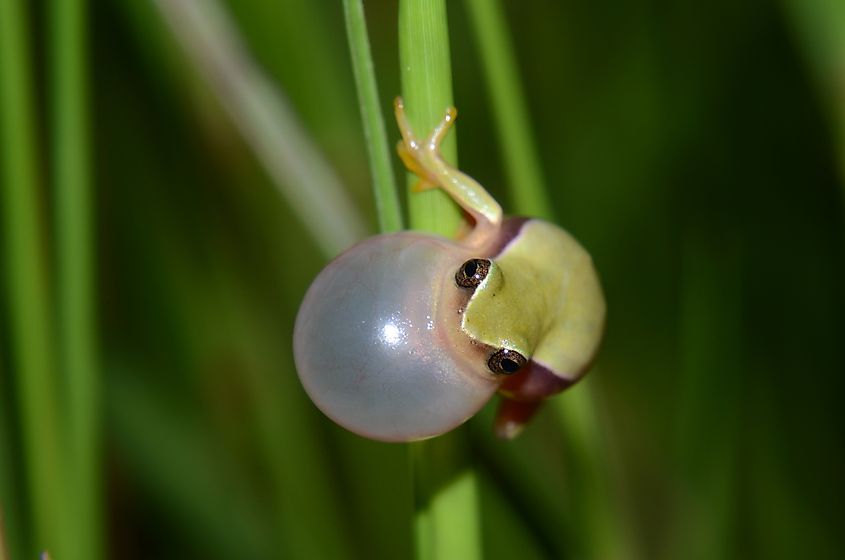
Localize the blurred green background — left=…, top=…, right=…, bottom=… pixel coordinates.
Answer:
left=1, top=0, right=843, bottom=558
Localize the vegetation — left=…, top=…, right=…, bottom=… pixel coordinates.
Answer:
left=0, top=0, right=843, bottom=558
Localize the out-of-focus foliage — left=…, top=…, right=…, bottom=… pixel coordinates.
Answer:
left=0, top=0, right=843, bottom=559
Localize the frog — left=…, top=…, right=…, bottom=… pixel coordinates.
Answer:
left=293, top=97, right=605, bottom=441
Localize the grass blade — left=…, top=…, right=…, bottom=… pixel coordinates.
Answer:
left=463, top=0, right=550, bottom=216
left=399, top=1, right=482, bottom=558
left=50, top=0, right=102, bottom=557
left=399, top=0, right=463, bottom=236
left=0, top=507, right=8, bottom=560
left=154, top=0, right=368, bottom=256
left=0, top=0, right=66, bottom=555
left=343, top=0, right=403, bottom=232
left=782, top=0, right=845, bottom=193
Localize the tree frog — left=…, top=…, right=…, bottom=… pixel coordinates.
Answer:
left=293, top=98, right=605, bottom=442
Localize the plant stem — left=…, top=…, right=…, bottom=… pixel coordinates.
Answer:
left=411, top=438, right=482, bottom=560
left=555, top=385, right=632, bottom=559
left=399, top=0, right=463, bottom=236
left=399, top=1, right=482, bottom=559
left=51, top=0, right=102, bottom=557
left=0, top=0, right=66, bottom=555
left=0, top=373, right=23, bottom=560
left=782, top=0, right=845, bottom=200
left=463, top=0, right=550, bottom=217
left=0, top=503, right=9, bottom=560
left=343, top=0, right=403, bottom=233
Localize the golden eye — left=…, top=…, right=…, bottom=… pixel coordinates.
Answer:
left=455, top=258, right=491, bottom=289
left=487, top=348, right=527, bottom=375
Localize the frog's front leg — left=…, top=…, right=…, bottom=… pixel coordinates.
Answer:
left=394, top=97, right=502, bottom=247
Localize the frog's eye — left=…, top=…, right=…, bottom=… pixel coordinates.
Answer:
left=455, top=258, right=492, bottom=288
left=487, top=348, right=528, bottom=375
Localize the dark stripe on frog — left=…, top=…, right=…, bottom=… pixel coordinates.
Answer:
left=497, top=359, right=574, bottom=402
left=493, top=398, right=543, bottom=440
left=487, top=217, right=530, bottom=257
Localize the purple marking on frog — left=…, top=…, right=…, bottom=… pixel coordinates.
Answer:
left=487, top=217, right=530, bottom=257
left=498, top=359, right=575, bottom=402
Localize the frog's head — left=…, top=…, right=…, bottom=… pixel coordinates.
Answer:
left=460, top=218, right=606, bottom=420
